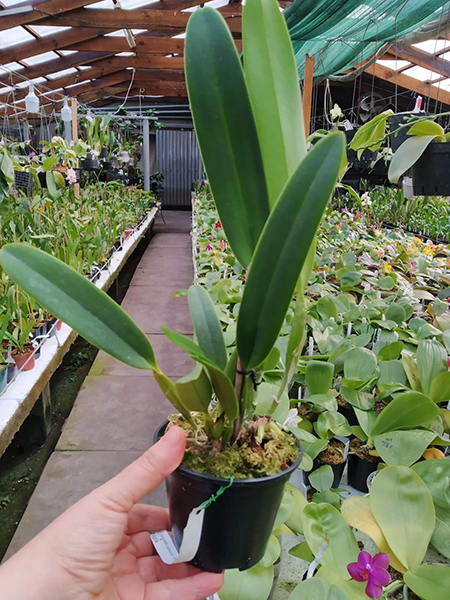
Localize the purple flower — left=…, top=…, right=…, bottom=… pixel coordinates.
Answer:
left=347, top=552, right=391, bottom=599
left=28, top=151, right=36, bottom=158
left=206, top=244, right=213, bottom=250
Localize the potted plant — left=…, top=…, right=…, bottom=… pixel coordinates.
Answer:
left=0, top=0, right=346, bottom=573
left=388, top=119, right=450, bottom=195
left=6, top=318, right=36, bottom=371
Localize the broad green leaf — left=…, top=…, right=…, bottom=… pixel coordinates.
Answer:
left=350, top=110, right=393, bottom=152
left=404, top=565, right=450, bottom=600
left=46, top=170, right=58, bottom=199
left=289, top=578, right=351, bottom=600
left=302, top=503, right=359, bottom=580
left=43, top=156, right=58, bottom=172
left=316, top=296, right=338, bottom=321
left=259, top=535, right=281, bottom=567
left=274, top=486, right=295, bottom=528
left=188, top=285, right=227, bottom=369
left=0, top=243, right=156, bottom=370
left=377, top=341, right=404, bottom=361
left=219, top=564, right=273, bottom=600
left=371, top=466, right=435, bottom=570
left=316, top=566, right=369, bottom=600
left=412, top=459, right=450, bottom=509
left=385, top=304, right=405, bottom=325
left=376, top=275, right=396, bottom=290
left=306, top=393, right=338, bottom=412
left=340, top=386, right=376, bottom=410
left=237, top=131, right=345, bottom=369
left=0, top=150, right=14, bottom=182
left=377, top=359, right=406, bottom=387
left=431, top=506, right=450, bottom=558
left=312, top=490, right=340, bottom=510
left=289, top=541, right=314, bottom=562
left=374, top=429, right=436, bottom=466
left=370, top=391, right=440, bottom=438
left=280, top=296, right=307, bottom=397
left=284, top=483, right=307, bottom=534
left=254, top=382, right=289, bottom=423
left=185, top=7, right=269, bottom=267
left=309, top=465, right=334, bottom=493
left=429, top=371, right=450, bottom=404
left=343, top=347, right=377, bottom=384
left=388, top=135, right=437, bottom=183
left=407, top=120, right=444, bottom=137
left=306, top=360, right=334, bottom=395
left=341, top=495, right=406, bottom=573
left=315, top=411, right=352, bottom=440
left=417, top=339, right=448, bottom=396
left=175, top=364, right=212, bottom=413
left=243, top=0, right=306, bottom=208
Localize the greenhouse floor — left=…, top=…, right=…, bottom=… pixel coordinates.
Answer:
left=4, top=210, right=194, bottom=560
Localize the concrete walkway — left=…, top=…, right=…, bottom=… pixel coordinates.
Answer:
left=5, top=211, right=194, bottom=558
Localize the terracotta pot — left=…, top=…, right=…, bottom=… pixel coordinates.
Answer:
left=12, top=346, right=36, bottom=371
left=124, top=229, right=132, bottom=240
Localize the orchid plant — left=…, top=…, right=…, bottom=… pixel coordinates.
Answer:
left=0, top=0, right=345, bottom=449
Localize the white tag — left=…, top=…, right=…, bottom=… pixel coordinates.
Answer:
left=150, top=506, right=205, bottom=565
left=346, top=322, right=352, bottom=336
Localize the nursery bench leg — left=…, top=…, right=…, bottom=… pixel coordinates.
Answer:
left=17, top=383, right=53, bottom=450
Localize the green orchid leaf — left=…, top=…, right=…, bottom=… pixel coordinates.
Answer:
left=430, top=506, right=450, bottom=559
left=412, top=459, right=450, bottom=509
left=284, top=483, right=307, bottom=534
left=43, top=156, right=58, bottom=172
left=385, top=304, right=406, bottom=325
left=185, top=7, right=269, bottom=267
left=370, top=391, right=440, bottom=438
left=350, top=110, right=392, bottom=152
left=306, top=360, right=335, bottom=395
left=175, top=363, right=212, bottom=413
left=407, top=120, right=444, bottom=137
left=315, top=296, right=338, bottom=321
left=302, top=502, right=359, bottom=580
left=404, top=565, right=450, bottom=600
left=378, top=341, right=404, bottom=361
left=388, top=135, right=437, bottom=183
left=188, top=285, right=227, bottom=369
left=289, top=578, right=351, bottom=600
left=259, top=534, right=281, bottom=568
left=374, top=429, right=436, bottom=466
left=289, top=541, right=314, bottom=562
left=243, top=0, right=306, bottom=208
left=315, top=410, right=352, bottom=440
left=377, top=359, right=407, bottom=387
left=219, top=564, right=274, bottom=600
left=0, top=243, right=156, bottom=370
left=274, top=488, right=295, bottom=529
left=164, top=327, right=239, bottom=420
left=416, top=339, right=448, bottom=397
left=371, top=466, right=435, bottom=570
left=309, top=465, right=334, bottom=493
left=153, top=371, right=195, bottom=425
left=429, top=370, right=450, bottom=404
left=343, top=347, right=378, bottom=384
left=306, top=394, right=338, bottom=412
left=237, top=131, right=345, bottom=370
left=340, top=387, right=376, bottom=411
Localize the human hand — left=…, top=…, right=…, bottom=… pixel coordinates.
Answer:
left=0, top=426, right=223, bottom=600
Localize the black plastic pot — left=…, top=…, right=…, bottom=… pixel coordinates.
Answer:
left=81, top=154, right=101, bottom=171
left=100, top=147, right=109, bottom=159
left=412, top=142, right=450, bottom=196
left=347, top=453, right=379, bottom=493
left=304, top=459, right=346, bottom=490
left=337, top=402, right=358, bottom=426
left=154, top=421, right=302, bottom=573
left=388, top=112, right=427, bottom=152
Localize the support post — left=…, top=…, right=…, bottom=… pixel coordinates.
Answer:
left=303, top=54, right=315, bottom=138
left=71, top=98, right=80, bottom=199
left=143, top=118, right=150, bottom=192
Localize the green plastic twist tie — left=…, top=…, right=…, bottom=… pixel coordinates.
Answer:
left=197, top=477, right=234, bottom=511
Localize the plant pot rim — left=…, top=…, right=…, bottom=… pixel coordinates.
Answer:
left=12, top=345, right=35, bottom=357
left=155, top=420, right=302, bottom=486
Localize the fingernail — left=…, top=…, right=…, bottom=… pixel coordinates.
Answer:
left=163, top=426, right=183, bottom=447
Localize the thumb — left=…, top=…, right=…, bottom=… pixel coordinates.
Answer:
left=94, top=426, right=186, bottom=511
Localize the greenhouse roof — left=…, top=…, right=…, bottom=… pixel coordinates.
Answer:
left=1, top=0, right=450, bottom=115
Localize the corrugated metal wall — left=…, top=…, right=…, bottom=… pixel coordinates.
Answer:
left=156, top=129, right=203, bottom=207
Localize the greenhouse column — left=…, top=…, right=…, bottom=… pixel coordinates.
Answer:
left=303, top=54, right=315, bottom=137
left=143, top=118, right=150, bottom=192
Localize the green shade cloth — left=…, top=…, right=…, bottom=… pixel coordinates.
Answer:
left=284, top=0, right=450, bottom=77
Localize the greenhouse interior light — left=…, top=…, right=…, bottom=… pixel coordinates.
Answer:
left=61, top=99, right=72, bottom=123
left=25, top=84, right=39, bottom=114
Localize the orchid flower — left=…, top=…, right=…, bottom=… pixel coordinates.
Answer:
left=347, top=551, right=391, bottom=599
left=66, top=168, right=77, bottom=185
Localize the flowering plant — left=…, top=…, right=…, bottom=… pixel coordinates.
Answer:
left=347, top=552, right=391, bottom=599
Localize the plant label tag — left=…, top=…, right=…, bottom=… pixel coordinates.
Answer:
left=150, top=506, right=205, bottom=565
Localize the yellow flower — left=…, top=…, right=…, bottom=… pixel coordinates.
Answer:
left=382, top=262, right=392, bottom=274
left=407, top=245, right=419, bottom=257
left=422, top=245, right=434, bottom=257
left=412, top=237, right=424, bottom=246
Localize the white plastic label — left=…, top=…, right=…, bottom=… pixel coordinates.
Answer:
left=150, top=506, right=205, bottom=565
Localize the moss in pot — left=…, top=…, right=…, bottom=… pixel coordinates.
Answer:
left=0, top=0, right=346, bottom=575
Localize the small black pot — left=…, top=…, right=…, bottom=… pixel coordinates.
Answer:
left=100, top=147, right=109, bottom=159
left=337, top=402, right=358, bottom=426
left=154, top=421, right=302, bottom=573
left=81, top=154, right=101, bottom=171
left=413, top=142, right=450, bottom=196
left=347, top=453, right=379, bottom=493
left=303, top=459, right=346, bottom=490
